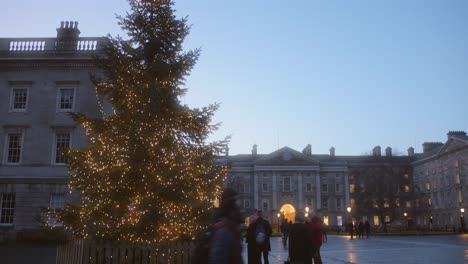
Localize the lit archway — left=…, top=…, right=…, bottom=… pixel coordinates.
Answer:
left=279, top=204, right=296, bottom=223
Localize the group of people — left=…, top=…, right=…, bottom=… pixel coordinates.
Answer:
left=348, top=220, right=371, bottom=239
left=287, top=212, right=327, bottom=264
left=200, top=188, right=328, bottom=264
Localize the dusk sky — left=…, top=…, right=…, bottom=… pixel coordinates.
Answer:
left=3, top=0, right=467, bottom=155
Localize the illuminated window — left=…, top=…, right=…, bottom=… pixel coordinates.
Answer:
left=384, top=215, right=390, bottom=223
left=406, top=201, right=411, bottom=208
left=404, top=174, right=409, bottom=179
left=395, top=198, right=400, bottom=207
left=404, top=185, right=410, bottom=193
left=360, top=184, right=365, bottom=193
left=350, top=198, right=355, bottom=208
left=337, top=215, right=343, bottom=226
left=323, top=215, right=329, bottom=226
left=384, top=199, right=389, bottom=208
left=374, top=215, right=380, bottom=226
left=349, top=184, right=355, bottom=194
left=426, top=182, right=431, bottom=191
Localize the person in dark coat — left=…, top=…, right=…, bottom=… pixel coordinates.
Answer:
left=280, top=219, right=290, bottom=249
left=288, top=212, right=313, bottom=264
left=357, top=221, right=364, bottom=239
left=246, top=210, right=272, bottom=264
left=348, top=222, right=354, bottom=239
left=208, top=188, right=243, bottom=264
left=364, top=220, right=371, bottom=238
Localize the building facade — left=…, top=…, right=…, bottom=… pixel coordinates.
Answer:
left=0, top=22, right=106, bottom=240
left=226, top=132, right=468, bottom=231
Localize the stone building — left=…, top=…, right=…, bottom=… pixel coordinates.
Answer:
left=412, top=131, right=468, bottom=230
left=226, top=132, right=467, bottom=231
left=0, top=22, right=107, bottom=240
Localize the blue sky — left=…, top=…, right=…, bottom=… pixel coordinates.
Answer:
left=3, top=0, right=467, bottom=155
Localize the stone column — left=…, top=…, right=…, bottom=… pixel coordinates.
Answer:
left=298, top=171, right=303, bottom=209
left=254, top=172, right=259, bottom=209
left=273, top=171, right=278, bottom=210
left=344, top=171, right=350, bottom=208
left=316, top=172, right=321, bottom=210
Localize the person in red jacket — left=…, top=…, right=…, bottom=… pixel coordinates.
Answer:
left=307, top=215, right=325, bottom=264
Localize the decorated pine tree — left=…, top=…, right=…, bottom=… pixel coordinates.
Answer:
left=62, top=0, right=228, bottom=242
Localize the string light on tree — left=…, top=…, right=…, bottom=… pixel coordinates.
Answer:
left=51, top=0, right=229, bottom=243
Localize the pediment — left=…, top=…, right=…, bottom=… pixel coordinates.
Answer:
left=254, top=146, right=319, bottom=165
left=437, top=137, right=468, bottom=156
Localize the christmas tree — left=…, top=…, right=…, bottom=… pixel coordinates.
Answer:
left=62, top=0, right=228, bottom=243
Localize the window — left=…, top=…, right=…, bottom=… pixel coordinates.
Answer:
left=349, top=184, right=355, bottom=194
left=306, top=197, right=312, bottom=207
left=262, top=200, right=269, bottom=211
left=243, top=182, right=250, bottom=193
left=323, top=215, right=329, bottom=226
left=337, top=215, right=343, bottom=226
left=426, top=182, right=431, bottom=191
left=404, top=185, right=410, bottom=193
left=374, top=215, right=380, bottom=226
left=384, top=199, right=390, bottom=208
left=322, top=184, right=328, bottom=193
left=322, top=198, right=328, bottom=210
left=0, top=193, right=15, bottom=224
left=283, top=176, right=291, bottom=192
left=360, top=183, right=365, bottom=193
left=350, top=198, right=355, bottom=208
left=404, top=174, right=409, bottom=180
left=262, top=183, right=268, bottom=192
left=50, top=194, right=65, bottom=209
left=395, top=198, right=400, bottom=207
left=384, top=215, right=391, bottom=223
left=10, top=87, right=29, bottom=111
left=336, top=198, right=342, bottom=210
left=5, top=132, right=23, bottom=164
left=306, top=183, right=312, bottom=192
left=57, top=85, right=76, bottom=111
left=406, top=201, right=411, bottom=208
left=244, top=200, right=250, bottom=208
left=335, top=183, right=340, bottom=192
left=53, top=132, right=71, bottom=164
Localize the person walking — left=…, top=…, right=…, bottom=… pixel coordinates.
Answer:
left=247, top=210, right=272, bottom=264
left=308, top=215, right=325, bottom=264
left=348, top=222, right=354, bottom=239
left=357, top=221, right=364, bottom=239
left=288, top=213, right=313, bottom=264
left=208, top=188, right=243, bottom=264
left=280, top=219, right=290, bottom=249
left=364, top=220, right=371, bottom=238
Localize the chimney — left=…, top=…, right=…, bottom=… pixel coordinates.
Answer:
left=302, top=144, right=312, bottom=156
left=252, top=144, right=257, bottom=156
left=422, top=142, right=444, bottom=153
left=408, top=147, right=414, bottom=156
left=447, top=131, right=467, bottom=140
left=329, top=147, right=335, bottom=157
left=56, top=21, right=81, bottom=51
left=372, top=146, right=381, bottom=157
left=385, top=147, right=392, bottom=157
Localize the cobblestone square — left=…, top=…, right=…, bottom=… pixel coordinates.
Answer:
left=243, top=235, right=468, bottom=264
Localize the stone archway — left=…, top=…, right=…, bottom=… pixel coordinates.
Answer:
left=280, top=204, right=296, bottom=223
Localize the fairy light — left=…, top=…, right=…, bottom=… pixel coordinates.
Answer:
left=46, top=0, right=228, bottom=244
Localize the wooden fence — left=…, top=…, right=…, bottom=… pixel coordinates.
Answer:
left=56, top=239, right=195, bottom=264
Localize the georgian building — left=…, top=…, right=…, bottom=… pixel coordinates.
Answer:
left=226, top=131, right=468, bottom=231
left=0, top=22, right=107, bottom=240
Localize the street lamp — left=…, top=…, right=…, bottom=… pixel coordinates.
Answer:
left=460, top=208, right=465, bottom=234
left=404, top=212, right=408, bottom=230
left=305, top=207, right=310, bottom=218
left=404, top=212, right=407, bottom=217
left=347, top=207, right=351, bottom=213
left=277, top=213, right=281, bottom=232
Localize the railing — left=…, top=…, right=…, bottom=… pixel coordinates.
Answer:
left=0, top=37, right=107, bottom=53
left=56, top=239, right=195, bottom=264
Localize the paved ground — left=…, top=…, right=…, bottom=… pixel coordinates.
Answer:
left=243, top=234, right=468, bottom=264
